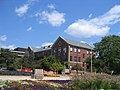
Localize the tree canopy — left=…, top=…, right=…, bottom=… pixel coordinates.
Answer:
left=41, top=55, right=64, bottom=72
left=93, top=35, right=120, bottom=74
left=0, top=48, right=16, bottom=70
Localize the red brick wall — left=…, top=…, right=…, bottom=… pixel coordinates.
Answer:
left=52, top=37, right=68, bottom=62
left=69, top=46, right=91, bottom=63
left=52, top=37, right=92, bottom=65
left=68, top=46, right=92, bottom=69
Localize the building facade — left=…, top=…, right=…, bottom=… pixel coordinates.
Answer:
left=52, top=36, right=93, bottom=68
left=28, top=45, right=52, bottom=60
left=12, top=47, right=28, bottom=58
left=13, top=36, right=94, bottom=69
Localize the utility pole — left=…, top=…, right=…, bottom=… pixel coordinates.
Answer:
left=90, top=49, right=92, bottom=73
left=0, top=48, right=1, bottom=55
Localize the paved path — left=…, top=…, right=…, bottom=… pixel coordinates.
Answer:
left=0, top=75, right=71, bottom=81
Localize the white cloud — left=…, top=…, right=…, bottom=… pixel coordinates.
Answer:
left=65, top=5, right=120, bottom=38
left=35, top=46, right=41, bottom=48
left=88, top=13, right=92, bottom=18
left=39, top=21, right=43, bottom=24
left=15, top=0, right=39, bottom=16
left=27, top=27, right=32, bottom=31
left=27, top=0, right=39, bottom=4
left=36, top=10, right=65, bottom=27
left=35, top=5, right=66, bottom=27
left=89, top=41, right=95, bottom=47
left=15, top=4, right=29, bottom=16
left=0, top=35, right=7, bottom=41
left=0, top=44, right=16, bottom=50
left=48, top=4, right=55, bottom=9
left=41, top=42, right=53, bottom=47
left=80, top=41, right=86, bottom=43
left=118, top=32, right=120, bottom=35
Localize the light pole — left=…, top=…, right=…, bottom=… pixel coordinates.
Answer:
left=21, top=65, right=22, bottom=71
left=90, top=49, right=92, bottom=73
left=84, top=63, right=86, bottom=72
left=0, top=48, right=1, bottom=55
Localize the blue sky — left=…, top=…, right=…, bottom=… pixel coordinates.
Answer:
left=0, top=0, right=120, bottom=49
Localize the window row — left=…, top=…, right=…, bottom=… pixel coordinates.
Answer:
left=53, top=48, right=67, bottom=53
left=70, top=56, right=81, bottom=62
left=70, top=47, right=91, bottom=55
left=70, top=48, right=80, bottom=53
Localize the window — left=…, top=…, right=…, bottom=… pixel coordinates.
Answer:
left=74, top=56, right=77, bottom=62
left=70, top=48, right=72, bottom=52
left=58, top=41, right=62, bottom=46
left=83, top=54, right=85, bottom=58
left=48, top=45, right=52, bottom=48
left=78, top=57, right=81, bottom=62
left=62, top=56, right=66, bottom=61
left=58, top=48, right=61, bottom=56
left=63, top=48, right=66, bottom=53
left=58, top=52, right=60, bottom=56
left=70, top=56, right=72, bottom=61
left=87, top=51, right=89, bottom=54
left=42, top=52, right=45, bottom=55
left=90, top=51, right=92, bottom=54
left=54, top=49, right=56, bottom=53
left=78, top=49, right=80, bottom=53
left=74, top=48, right=77, bottom=53
left=58, top=48, right=61, bottom=52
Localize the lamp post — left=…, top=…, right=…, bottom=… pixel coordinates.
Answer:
left=90, top=49, right=92, bottom=73
left=21, top=65, right=22, bottom=71
left=84, top=63, right=86, bottom=72
left=0, top=48, right=1, bottom=55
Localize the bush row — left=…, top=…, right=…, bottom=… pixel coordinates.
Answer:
left=0, top=70, right=32, bottom=76
left=70, top=73, right=120, bottom=89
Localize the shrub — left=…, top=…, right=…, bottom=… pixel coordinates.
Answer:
left=44, top=74, right=60, bottom=77
left=0, top=70, right=32, bottom=76
left=71, top=73, right=120, bottom=89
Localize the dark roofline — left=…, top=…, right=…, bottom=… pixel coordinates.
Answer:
left=52, top=36, right=68, bottom=48
left=34, top=48, right=51, bottom=53
left=29, top=45, right=52, bottom=53
left=14, top=47, right=28, bottom=51
left=56, top=36, right=94, bottom=50
left=69, top=44, right=94, bottom=50
left=14, top=47, right=27, bottom=50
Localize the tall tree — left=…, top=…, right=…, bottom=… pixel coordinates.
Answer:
left=0, top=48, right=16, bottom=70
left=52, top=62, right=64, bottom=73
left=41, top=55, right=64, bottom=71
left=94, top=35, right=120, bottom=74
left=21, top=50, right=34, bottom=69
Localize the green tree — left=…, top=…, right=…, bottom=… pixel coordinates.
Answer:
left=0, top=48, right=16, bottom=70
left=21, top=51, right=29, bottom=68
left=32, top=59, right=42, bottom=69
left=20, top=50, right=34, bottom=69
left=15, top=47, right=35, bottom=69
left=28, top=51, right=34, bottom=68
left=94, top=35, right=120, bottom=74
left=86, top=57, right=108, bottom=73
left=52, top=62, right=64, bottom=73
left=41, top=55, right=64, bottom=71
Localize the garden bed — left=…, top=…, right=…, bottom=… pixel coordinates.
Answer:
left=0, top=73, right=120, bottom=90
left=0, top=80, right=72, bottom=90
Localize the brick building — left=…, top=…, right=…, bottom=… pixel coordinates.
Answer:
left=12, top=47, right=28, bottom=58
left=13, top=36, right=93, bottom=69
left=28, top=45, right=52, bottom=60
left=52, top=36, right=93, bottom=68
